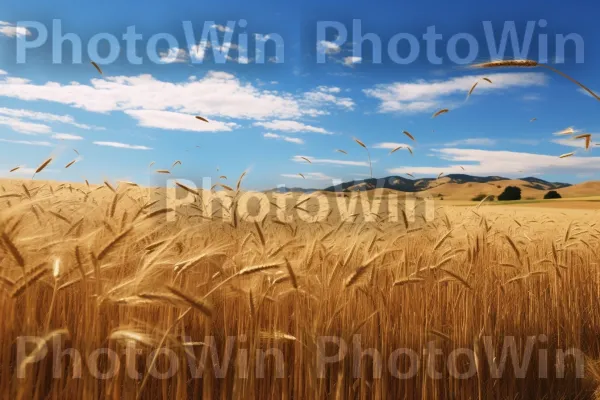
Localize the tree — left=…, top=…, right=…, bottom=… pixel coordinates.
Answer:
left=498, top=186, right=521, bottom=201
left=544, top=190, right=562, bottom=199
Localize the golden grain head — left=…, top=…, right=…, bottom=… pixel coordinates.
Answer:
left=402, top=130, right=415, bottom=141
left=34, top=157, right=53, bottom=174
left=467, top=81, right=478, bottom=99
left=432, top=108, right=449, bottom=118
left=91, top=61, right=103, bottom=74
left=353, top=138, right=367, bottom=148
left=389, top=146, right=403, bottom=155
left=472, top=59, right=538, bottom=68
left=554, top=127, right=576, bottom=136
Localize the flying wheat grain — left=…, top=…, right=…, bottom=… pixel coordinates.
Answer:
left=433, top=108, right=449, bottom=118
left=91, top=61, right=103, bottom=75
left=472, top=59, right=600, bottom=101
left=402, top=130, right=415, bottom=141
left=353, top=138, right=373, bottom=178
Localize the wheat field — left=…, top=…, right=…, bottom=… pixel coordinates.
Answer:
left=2, top=178, right=600, bottom=399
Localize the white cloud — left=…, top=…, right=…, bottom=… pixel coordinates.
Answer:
left=189, top=40, right=211, bottom=62
left=388, top=147, right=600, bottom=176
left=373, top=142, right=411, bottom=149
left=0, top=107, right=99, bottom=130
left=125, top=110, right=238, bottom=132
left=522, top=94, right=541, bottom=101
left=292, top=155, right=369, bottom=167
left=444, top=138, right=496, bottom=146
left=303, top=88, right=355, bottom=110
left=255, top=120, right=330, bottom=134
left=0, top=70, right=6, bottom=75
left=263, top=132, right=304, bottom=144
left=212, top=24, right=233, bottom=33
left=93, top=141, right=152, bottom=150
left=343, top=56, right=362, bottom=67
left=364, top=72, right=546, bottom=114
left=52, top=133, right=83, bottom=140
left=0, top=72, right=333, bottom=128
left=317, top=86, right=341, bottom=94
left=317, top=40, right=341, bottom=54
left=159, top=48, right=189, bottom=64
left=284, top=137, right=304, bottom=144
left=0, top=115, right=51, bottom=134
left=0, top=21, right=31, bottom=38
left=0, top=138, right=52, bottom=146
left=281, top=172, right=334, bottom=180
left=255, top=34, right=272, bottom=42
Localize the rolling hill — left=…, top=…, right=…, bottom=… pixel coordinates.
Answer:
left=274, top=174, right=600, bottom=200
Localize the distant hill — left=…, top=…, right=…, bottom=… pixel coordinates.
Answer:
left=272, top=186, right=318, bottom=194
left=272, top=174, right=582, bottom=200
left=519, top=177, right=571, bottom=190
left=321, top=174, right=571, bottom=193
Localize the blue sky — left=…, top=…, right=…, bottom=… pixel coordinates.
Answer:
left=0, top=0, right=599, bottom=189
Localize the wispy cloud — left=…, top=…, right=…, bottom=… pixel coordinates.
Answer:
left=263, top=133, right=304, bottom=144
left=364, top=72, right=546, bottom=114
left=444, top=138, right=496, bottom=147
left=343, top=56, right=362, bottom=67
left=52, top=133, right=83, bottom=140
left=317, top=40, right=341, bottom=55
left=159, top=47, right=189, bottom=64
left=0, top=21, right=31, bottom=38
left=93, top=141, right=152, bottom=150
left=373, top=142, right=411, bottom=150
left=302, top=86, right=355, bottom=110
left=0, top=138, right=52, bottom=146
left=0, top=107, right=100, bottom=130
left=254, top=120, right=330, bottom=134
left=281, top=172, right=335, bottom=180
left=0, top=115, right=51, bottom=134
left=522, top=94, right=541, bottom=101
left=211, top=24, right=233, bottom=33
left=388, top=147, right=600, bottom=176
left=125, top=110, right=238, bottom=132
left=292, top=155, right=369, bottom=167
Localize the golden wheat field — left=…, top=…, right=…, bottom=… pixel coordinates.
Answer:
left=3, top=177, right=600, bottom=399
